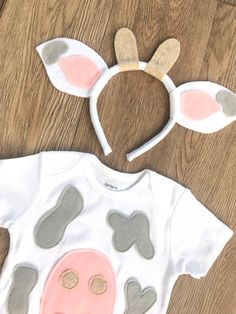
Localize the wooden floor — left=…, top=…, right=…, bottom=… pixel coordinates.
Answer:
left=0, top=0, right=236, bottom=313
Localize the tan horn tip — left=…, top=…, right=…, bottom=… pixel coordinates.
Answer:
left=114, top=27, right=139, bottom=71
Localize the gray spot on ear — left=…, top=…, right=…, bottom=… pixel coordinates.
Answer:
left=41, top=40, right=68, bottom=65
left=125, top=279, right=157, bottom=314
left=34, top=186, right=84, bottom=248
left=216, top=90, right=236, bottom=117
left=107, top=211, right=155, bottom=259
left=8, top=266, right=38, bottom=314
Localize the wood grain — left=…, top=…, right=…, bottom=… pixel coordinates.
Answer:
left=0, top=0, right=236, bottom=313
left=218, top=0, right=236, bottom=6
left=0, top=0, right=5, bottom=14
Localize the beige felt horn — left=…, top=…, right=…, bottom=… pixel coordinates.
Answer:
left=114, top=28, right=139, bottom=71
left=145, top=39, right=180, bottom=80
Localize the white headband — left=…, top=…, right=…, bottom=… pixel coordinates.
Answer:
left=37, top=28, right=236, bottom=161
left=89, top=62, right=176, bottom=161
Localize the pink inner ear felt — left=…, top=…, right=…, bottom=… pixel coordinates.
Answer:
left=181, top=90, right=221, bottom=120
left=58, top=55, right=102, bottom=89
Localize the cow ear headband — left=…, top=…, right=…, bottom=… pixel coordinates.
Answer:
left=37, top=28, right=236, bottom=161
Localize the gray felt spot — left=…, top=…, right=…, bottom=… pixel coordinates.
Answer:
left=107, top=211, right=155, bottom=259
left=8, top=266, right=38, bottom=314
left=216, top=90, right=236, bottom=117
left=125, top=279, right=157, bottom=314
left=41, top=40, right=68, bottom=65
left=34, top=186, right=84, bottom=248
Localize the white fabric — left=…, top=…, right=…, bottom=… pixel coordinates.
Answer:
left=0, top=151, right=233, bottom=314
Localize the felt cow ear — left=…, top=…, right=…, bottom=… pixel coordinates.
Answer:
left=170, top=81, right=236, bottom=133
left=36, top=38, right=108, bottom=98
left=145, top=39, right=180, bottom=80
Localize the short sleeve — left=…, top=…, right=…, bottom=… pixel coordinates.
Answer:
left=0, top=153, right=43, bottom=228
left=170, top=189, right=233, bottom=279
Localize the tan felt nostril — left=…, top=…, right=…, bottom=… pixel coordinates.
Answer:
left=89, top=276, right=108, bottom=295
left=60, top=270, right=79, bottom=290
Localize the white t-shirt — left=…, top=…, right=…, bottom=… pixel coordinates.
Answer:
left=0, top=151, right=233, bottom=314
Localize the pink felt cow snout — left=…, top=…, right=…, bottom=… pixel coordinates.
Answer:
left=40, top=250, right=116, bottom=314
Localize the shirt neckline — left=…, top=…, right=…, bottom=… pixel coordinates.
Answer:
left=80, top=153, right=150, bottom=198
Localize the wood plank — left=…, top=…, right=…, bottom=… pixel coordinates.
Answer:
left=218, top=0, right=236, bottom=6
left=169, top=2, right=236, bottom=314
left=0, top=0, right=114, bottom=158
left=0, top=0, right=6, bottom=14
left=0, top=228, right=9, bottom=272
left=0, top=0, right=235, bottom=313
